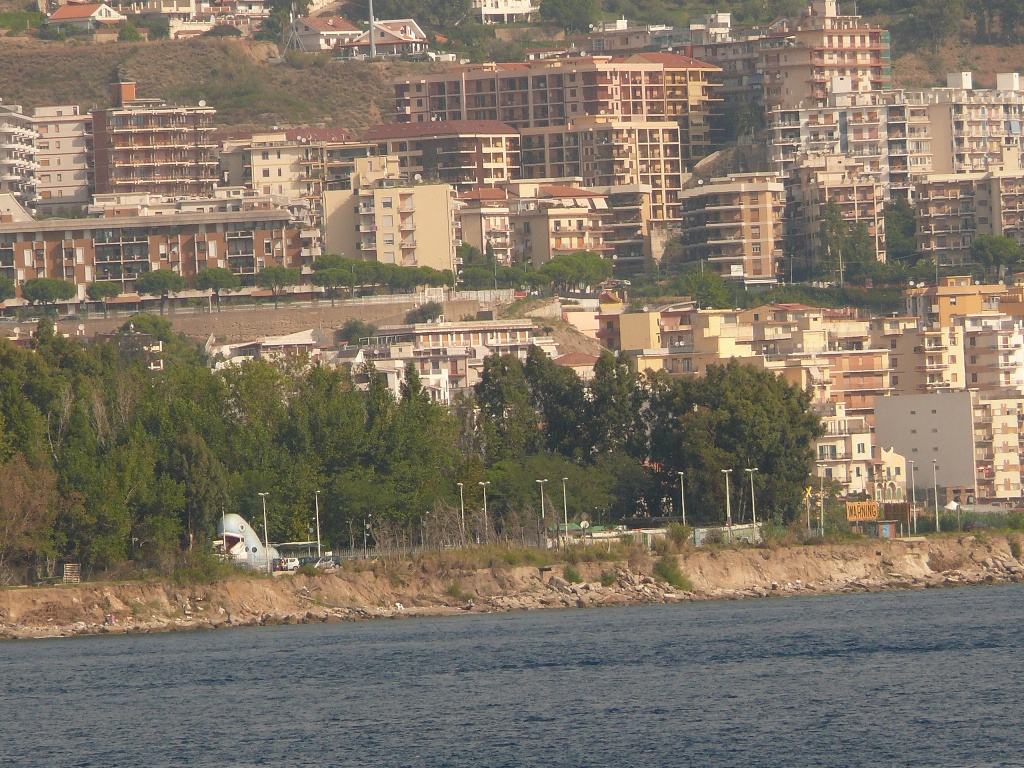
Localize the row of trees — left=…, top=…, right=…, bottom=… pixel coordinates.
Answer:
left=0, top=315, right=823, bottom=584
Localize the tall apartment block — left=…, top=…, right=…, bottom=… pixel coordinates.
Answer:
left=392, top=55, right=721, bottom=164
left=361, top=120, right=520, bottom=193
left=322, top=156, right=457, bottom=272
left=915, top=147, right=1024, bottom=267
left=503, top=182, right=612, bottom=267
left=519, top=117, right=684, bottom=225
left=31, top=105, right=92, bottom=214
left=760, top=0, right=891, bottom=110
left=91, top=81, right=218, bottom=197
left=788, top=154, right=887, bottom=264
left=0, top=102, right=39, bottom=210
left=676, top=172, right=785, bottom=286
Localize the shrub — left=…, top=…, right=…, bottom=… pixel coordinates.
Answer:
left=296, top=564, right=319, bottom=576
left=1010, top=538, right=1022, bottom=561
left=563, top=565, right=582, bottom=583
left=445, top=581, right=465, bottom=600
left=173, top=552, right=243, bottom=584
left=652, top=557, right=692, bottom=591
left=599, top=570, right=617, bottom=587
left=405, top=301, right=444, bottom=324
left=666, top=522, right=693, bottom=547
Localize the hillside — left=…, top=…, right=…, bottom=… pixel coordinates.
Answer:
left=0, top=37, right=441, bottom=132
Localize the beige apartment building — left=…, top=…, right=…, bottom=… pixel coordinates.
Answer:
left=812, top=400, right=875, bottom=495
left=519, top=117, right=685, bottom=226
left=361, top=120, right=520, bottom=193
left=904, top=276, right=1008, bottom=327
left=973, top=392, right=1024, bottom=502
left=914, top=148, right=1024, bottom=268
left=31, top=105, right=92, bottom=214
left=0, top=206, right=302, bottom=300
left=459, top=187, right=515, bottom=266
left=759, top=0, right=891, bottom=111
left=393, top=55, right=721, bottom=163
left=322, top=156, right=457, bottom=272
left=677, top=172, right=785, bottom=286
left=0, top=102, right=39, bottom=210
left=91, top=82, right=217, bottom=198
left=788, top=153, right=886, bottom=266
left=505, top=182, right=612, bottom=267
left=957, top=313, right=1024, bottom=391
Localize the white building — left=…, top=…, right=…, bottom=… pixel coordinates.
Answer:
left=31, top=105, right=91, bottom=214
left=0, top=103, right=39, bottom=211
left=471, top=0, right=538, bottom=24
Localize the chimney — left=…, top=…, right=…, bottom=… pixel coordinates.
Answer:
left=111, top=81, right=136, bottom=107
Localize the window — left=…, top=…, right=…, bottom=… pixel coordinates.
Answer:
left=383, top=233, right=395, bottom=245
left=382, top=215, right=394, bottom=227
left=856, top=443, right=865, bottom=454
left=752, top=244, right=761, bottom=254
left=382, top=197, right=393, bottom=208
left=892, top=376, right=899, bottom=385
left=261, top=151, right=270, bottom=161
left=262, top=169, right=270, bottom=178
left=264, top=239, right=272, bottom=254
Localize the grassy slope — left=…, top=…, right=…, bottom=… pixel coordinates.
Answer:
left=0, top=37, right=441, bottom=132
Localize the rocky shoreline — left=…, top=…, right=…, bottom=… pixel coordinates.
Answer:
left=2, top=535, right=1022, bottom=640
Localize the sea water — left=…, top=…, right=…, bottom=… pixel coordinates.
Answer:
left=3, top=585, right=1024, bottom=767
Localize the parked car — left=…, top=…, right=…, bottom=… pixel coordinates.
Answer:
left=280, top=557, right=300, bottom=572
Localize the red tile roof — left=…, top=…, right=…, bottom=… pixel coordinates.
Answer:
left=362, top=120, right=518, bottom=141
left=555, top=352, right=599, bottom=367
left=50, top=3, right=109, bottom=20
left=537, top=185, right=601, bottom=198
left=627, top=52, right=720, bottom=70
left=459, top=188, right=509, bottom=201
left=298, top=15, right=359, bottom=32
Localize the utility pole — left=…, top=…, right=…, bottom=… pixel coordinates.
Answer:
left=368, top=0, right=376, bottom=59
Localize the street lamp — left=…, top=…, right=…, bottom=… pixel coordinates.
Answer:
left=677, top=471, right=686, bottom=527
left=933, top=459, right=940, bottom=533
left=258, top=492, right=271, bottom=574
left=478, top=481, right=490, bottom=544
left=909, top=460, right=917, bottom=535
left=456, top=482, right=466, bottom=546
left=314, top=490, right=322, bottom=558
left=745, top=467, right=758, bottom=531
left=561, top=477, right=570, bottom=550
left=536, top=478, right=548, bottom=549
left=721, top=469, right=733, bottom=541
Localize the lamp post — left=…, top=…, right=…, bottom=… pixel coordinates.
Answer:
left=258, top=492, right=270, bottom=574
left=933, top=459, right=940, bottom=533
left=314, top=489, right=322, bottom=558
left=478, top=481, right=490, bottom=544
left=677, top=471, right=686, bottom=527
left=536, top=478, right=548, bottom=549
left=745, top=467, right=758, bottom=532
left=561, top=477, right=570, bottom=550
left=909, top=460, right=917, bottom=535
left=363, top=514, right=372, bottom=559
left=819, top=466, right=825, bottom=536
left=721, top=469, right=733, bottom=541
left=456, top=482, right=466, bottom=547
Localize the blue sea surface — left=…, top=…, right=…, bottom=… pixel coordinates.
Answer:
left=3, top=585, right=1024, bottom=767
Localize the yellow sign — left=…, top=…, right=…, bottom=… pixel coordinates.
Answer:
left=846, top=501, right=880, bottom=522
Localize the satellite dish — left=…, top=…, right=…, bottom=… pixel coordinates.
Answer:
left=414, top=173, right=422, bottom=182
left=12, top=326, right=19, bottom=337
left=199, top=100, right=207, bottom=107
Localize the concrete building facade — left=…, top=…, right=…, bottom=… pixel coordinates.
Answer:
left=31, top=105, right=92, bottom=214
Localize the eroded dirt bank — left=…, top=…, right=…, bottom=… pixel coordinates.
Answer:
left=2, top=536, right=1021, bottom=640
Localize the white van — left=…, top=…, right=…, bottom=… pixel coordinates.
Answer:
left=280, top=557, right=300, bottom=572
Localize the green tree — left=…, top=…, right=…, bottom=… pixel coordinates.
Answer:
left=135, top=269, right=185, bottom=315
left=21, top=277, right=76, bottom=308
left=195, top=267, right=241, bottom=312
left=677, top=269, right=731, bottom=309
left=540, top=0, right=597, bottom=31
left=336, top=319, right=377, bottom=345
left=118, top=22, right=143, bottom=41
left=86, top=282, right=121, bottom=319
left=311, top=268, right=353, bottom=306
left=972, top=234, right=1021, bottom=279
left=0, top=276, right=15, bottom=304
left=405, top=301, right=444, bottom=324
left=884, top=199, right=917, bottom=264
left=256, top=266, right=301, bottom=309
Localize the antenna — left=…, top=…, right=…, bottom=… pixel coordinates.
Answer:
left=284, top=5, right=306, bottom=52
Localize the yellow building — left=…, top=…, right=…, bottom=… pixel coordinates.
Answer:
left=323, top=156, right=457, bottom=272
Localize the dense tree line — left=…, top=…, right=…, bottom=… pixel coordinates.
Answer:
left=0, top=315, right=821, bottom=584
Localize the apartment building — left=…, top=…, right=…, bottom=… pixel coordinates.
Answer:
left=676, top=172, right=785, bottom=286
left=689, top=13, right=764, bottom=119
left=91, top=81, right=217, bottom=197
left=759, top=0, right=891, bottom=111
left=972, top=392, right=1024, bottom=502
left=357, top=318, right=558, bottom=400
left=957, top=313, right=1024, bottom=391
left=322, top=156, right=457, bottom=272
left=788, top=153, right=886, bottom=265
left=0, top=103, right=39, bottom=211
left=0, top=206, right=301, bottom=300
left=361, top=120, right=520, bottom=193
left=31, top=105, right=92, bottom=214
left=586, top=183, right=651, bottom=269
left=812, top=400, right=874, bottom=494
left=914, top=148, right=1024, bottom=267
left=393, top=55, right=721, bottom=162
left=505, top=182, right=612, bottom=267
left=519, top=117, right=685, bottom=226
left=904, top=276, right=1007, bottom=327
left=925, top=72, right=1024, bottom=174
left=459, top=187, right=515, bottom=266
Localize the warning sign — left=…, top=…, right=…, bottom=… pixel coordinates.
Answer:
left=846, top=501, right=880, bottom=522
